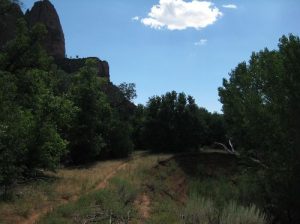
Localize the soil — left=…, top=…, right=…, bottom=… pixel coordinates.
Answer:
left=134, top=193, right=151, bottom=220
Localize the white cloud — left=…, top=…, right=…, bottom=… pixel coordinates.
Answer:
left=141, top=0, right=223, bottom=30
left=222, top=4, right=237, bottom=9
left=194, top=39, right=207, bottom=46
left=132, top=16, right=140, bottom=21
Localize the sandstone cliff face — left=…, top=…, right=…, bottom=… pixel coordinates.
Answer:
left=0, top=3, right=23, bottom=48
left=101, top=60, right=110, bottom=80
left=25, top=0, right=65, bottom=59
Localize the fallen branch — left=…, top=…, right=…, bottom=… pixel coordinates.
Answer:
left=247, top=157, right=269, bottom=169
left=214, top=142, right=238, bottom=155
left=214, top=141, right=269, bottom=169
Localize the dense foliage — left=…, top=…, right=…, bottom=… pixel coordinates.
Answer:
left=0, top=16, right=134, bottom=190
left=1, top=2, right=299, bottom=223
left=0, top=19, right=73, bottom=190
left=219, top=34, right=300, bottom=223
left=0, top=14, right=226, bottom=190
left=140, top=91, right=226, bottom=152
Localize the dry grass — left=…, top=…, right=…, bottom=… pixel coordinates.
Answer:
left=34, top=153, right=174, bottom=224
left=1, top=151, right=265, bottom=224
left=0, top=158, right=128, bottom=224
left=183, top=197, right=266, bottom=224
left=54, top=159, right=127, bottom=198
left=114, top=153, right=174, bottom=187
left=107, top=153, right=174, bottom=223
left=0, top=152, right=174, bottom=224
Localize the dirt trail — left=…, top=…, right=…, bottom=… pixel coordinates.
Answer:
left=134, top=193, right=151, bottom=221
left=22, top=207, right=50, bottom=224
left=19, top=155, right=143, bottom=224
left=95, top=162, right=128, bottom=190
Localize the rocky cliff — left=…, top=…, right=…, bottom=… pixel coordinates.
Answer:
left=25, top=0, right=65, bottom=59
left=0, top=0, right=110, bottom=79
left=55, top=57, right=110, bottom=79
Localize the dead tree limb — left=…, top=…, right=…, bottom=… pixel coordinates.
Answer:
left=214, top=142, right=238, bottom=155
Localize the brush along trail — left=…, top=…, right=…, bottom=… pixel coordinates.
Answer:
left=1, top=151, right=240, bottom=224
left=0, top=152, right=149, bottom=224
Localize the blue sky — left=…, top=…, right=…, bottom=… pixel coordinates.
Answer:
left=22, top=0, right=300, bottom=112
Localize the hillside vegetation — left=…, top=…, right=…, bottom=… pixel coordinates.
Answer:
left=0, top=151, right=267, bottom=224
left=1, top=1, right=300, bottom=223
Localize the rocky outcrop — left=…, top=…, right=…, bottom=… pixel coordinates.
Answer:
left=1, top=0, right=110, bottom=79
left=0, top=3, right=23, bottom=48
left=55, top=57, right=110, bottom=79
left=25, top=0, right=65, bottom=59
left=25, top=0, right=110, bottom=78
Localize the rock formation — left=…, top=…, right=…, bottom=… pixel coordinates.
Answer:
left=25, top=0, right=65, bottom=59
left=0, top=0, right=110, bottom=79
left=55, top=57, right=110, bottom=79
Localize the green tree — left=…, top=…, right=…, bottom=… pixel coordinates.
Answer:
left=218, top=34, right=300, bottom=223
left=68, top=59, right=112, bottom=164
left=132, top=104, right=147, bottom=150
left=143, top=91, right=208, bottom=152
left=0, top=18, right=75, bottom=189
left=118, top=82, right=137, bottom=101
left=101, top=82, right=136, bottom=121
left=0, top=71, right=32, bottom=193
left=105, top=119, right=133, bottom=158
left=1, top=19, right=51, bottom=73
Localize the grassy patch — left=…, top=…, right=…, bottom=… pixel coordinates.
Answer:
left=142, top=159, right=186, bottom=224
left=182, top=153, right=266, bottom=224
left=182, top=196, right=266, bottom=224
left=0, top=158, right=129, bottom=224
left=143, top=153, right=266, bottom=224
left=0, top=152, right=266, bottom=224
left=38, top=178, right=138, bottom=224
left=146, top=198, right=179, bottom=224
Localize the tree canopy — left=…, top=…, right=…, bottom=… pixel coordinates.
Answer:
left=141, top=91, right=225, bottom=152
left=219, top=34, right=300, bottom=223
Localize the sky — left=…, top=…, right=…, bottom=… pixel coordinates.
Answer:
left=22, top=0, right=300, bottom=112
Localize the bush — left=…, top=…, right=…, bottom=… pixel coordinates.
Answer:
left=183, top=196, right=266, bottom=224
